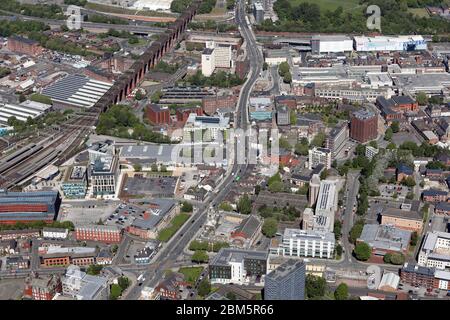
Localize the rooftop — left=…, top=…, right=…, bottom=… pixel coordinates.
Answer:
left=210, top=248, right=268, bottom=267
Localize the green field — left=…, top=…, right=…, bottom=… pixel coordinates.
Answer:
left=287, top=0, right=360, bottom=12
left=178, top=266, right=204, bottom=285
left=157, top=212, right=190, bottom=242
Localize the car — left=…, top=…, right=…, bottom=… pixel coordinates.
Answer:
left=180, top=233, right=184, bottom=237
left=191, top=219, right=195, bottom=223
left=138, top=282, right=143, bottom=286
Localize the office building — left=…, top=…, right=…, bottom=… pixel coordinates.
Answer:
left=209, top=248, right=268, bottom=285
left=358, top=224, right=411, bottom=257
left=201, top=48, right=215, bottom=77
left=0, top=190, right=61, bottom=224
left=308, top=174, right=320, bottom=207
left=314, top=179, right=338, bottom=232
left=253, top=2, right=264, bottom=24
left=418, top=231, right=450, bottom=270
left=365, top=146, right=379, bottom=161
left=270, top=228, right=335, bottom=259
left=61, top=166, right=87, bottom=199
left=311, top=35, right=353, bottom=54
left=353, top=35, right=426, bottom=52
left=308, top=147, right=331, bottom=170
left=183, top=113, right=230, bottom=142
left=147, top=104, right=171, bottom=125
left=75, top=225, right=122, bottom=244
left=264, top=259, right=305, bottom=300
left=43, top=228, right=69, bottom=240
left=88, top=142, right=120, bottom=196
left=325, top=122, right=349, bottom=159
left=62, top=265, right=108, bottom=300
left=201, top=42, right=232, bottom=77
left=276, top=105, right=290, bottom=126
left=24, top=274, right=62, bottom=300
left=350, top=109, right=378, bottom=143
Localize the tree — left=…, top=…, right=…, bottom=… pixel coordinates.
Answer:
left=402, top=176, right=416, bottom=187
left=334, top=283, right=349, bottom=300
left=181, top=201, right=193, bottom=213
left=333, top=221, right=342, bottom=240
left=410, top=231, right=418, bottom=246
left=305, top=274, right=326, bottom=299
left=133, top=163, right=142, bottom=172
left=86, top=264, right=103, bottom=275
left=191, top=250, right=209, bottom=263
left=320, top=169, right=329, bottom=180
left=311, top=132, right=325, bottom=147
left=406, top=192, right=414, bottom=200
left=384, top=127, right=393, bottom=141
left=226, top=292, right=237, bottom=300
left=197, top=279, right=211, bottom=297
left=290, top=109, right=297, bottom=125
left=18, top=94, right=26, bottom=103
left=135, top=90, right=144, bottom=100
left=390, top=121, right=400, bottom=133
left=111, top=244, right=118, bottom=254
left=118, top=276, right=130, bottom=291
left=150, top=90, right=162, bottom=103
left=335, top=244, right=343, bottom=257
left=268, top=180, right=284, bottom=193
left=278, top=61, right=290, bottom=77
left=294, top=142, right=309, bottom=156
left=354, top=242, right=371, bottom=261
left=390, top=253, right=405, bottom=265
left=151, top=163, right=158, bottom=172
left=355, top=144, right=366, bottom=156
left=237, top=194, right=252, bottom=214
left=416, top=92, right=428, bottom=106
left=109, top=284, right=122, bottom=300
left=262, top=218, right=278, bottom=237
left=219, top=201, right=233, bottom=211
left=349, top=221, right=364, bottom=244
left=262, top=62, right=268, bottom=71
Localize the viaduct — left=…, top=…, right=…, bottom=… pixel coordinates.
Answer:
left=91, top=3, right=200, bottom=113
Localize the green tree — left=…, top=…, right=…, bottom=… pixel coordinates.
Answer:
left=334, top=283, right=349, bottom=300
left=311, top=132, right=325, bottom=147
left=18, top=94, right=26, bottom=103
left=410, top=231, right=418, bottom=246
left=133, top=163, right=142, bottom=172
left=135, top=90, right=144, bottom=100
left=389, top=253, right=405, bottom=265
left=354, top=242, right=371, bottom=261
left=151, top=163, right=158, bottom=172
left=262, top=62, right=268, bottom=71
left=320, top=169, right=329, bottom=180
left=226, top=292, right=237, bottom=300
left=150, top=91, right=162, bottom=103
left=191, top=250, right=209, bottom=263
left=237, top=194, right=252, bottom=214
left=295, top=142, right=309, bottom=156
left=390, top=121, right=400, bottom=133
left=402, top=176, right=416, bottom=187
left=109, top=284, right=122, bottom=300
left=278, top=61, right=290, bottom=77
left=118, top=276, right=130, bottom=291
left=335, top=244, right=343, bottom=258
left=349, top=221, right=364, bottom=244
left=86, top=264, right=103, bottom=275
left=290, top=109, right=297, bottom=125
left=111, top=244, right=118, bottom=254
left=416, top=92, right=428, bottom=105
left=384, top=128, right=393, bottom=141
left=333, top=221, right=342, bottom=240
left=305, top=274, right=326, bottom=299
left=268, top=181, right=284, bottom=193
left=262, top=218, right=278, bottom=237
left=197, top=279, right=211, bottom=297
left=218, top=201, right=233, bottom=211
left=181, top=201, right=193, bottom=213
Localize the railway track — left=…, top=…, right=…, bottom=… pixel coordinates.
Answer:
left=0, top=114, right=96, bottom=189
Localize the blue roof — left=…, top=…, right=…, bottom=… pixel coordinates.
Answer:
left=396, top=164, right=413, bottom=175
left=423, top=189, right=447, bottom=197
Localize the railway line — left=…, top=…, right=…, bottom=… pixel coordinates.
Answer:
left=0, top=114, right=96, bottom=189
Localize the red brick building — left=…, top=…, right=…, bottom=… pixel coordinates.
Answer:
left=422, top=189, right=448, bottom=203
left=147, top=104, right=171, bottom=125
left=75, top=225, right=122, bottom=244
left=24, top=274, right=62, bottom=300
left=350, top=109, right=378, bottom=143
left=40, top=253, right=96, bottom=267
left=176, top=106, right=203, bottom=123
left=7, top=36, right=43, bottom=57
left=202, top=95, right=236, bottom=115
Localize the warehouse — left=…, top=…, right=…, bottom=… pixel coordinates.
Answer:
left=353, top=35, right=427, bottom=52
left=0, top=100, right=51, bottom=125
left=42, top=74, right=112, bottom=110
left=311, top=35, right=353, bottom=54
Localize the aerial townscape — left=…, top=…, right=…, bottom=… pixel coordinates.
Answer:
left=1, top=0, right=450, bottom=305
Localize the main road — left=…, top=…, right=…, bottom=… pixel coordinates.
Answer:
left=124, top=0, right=263, bottom=300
